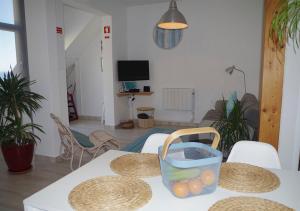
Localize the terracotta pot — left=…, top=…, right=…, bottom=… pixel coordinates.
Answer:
left=1, top=142, right=34, bottom=172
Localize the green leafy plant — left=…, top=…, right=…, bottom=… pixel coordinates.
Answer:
left=271, top=0, right=300, bottom=48
left=0, top=71, right=45, bottom=146
left=211, top=99, right=250, bottom=155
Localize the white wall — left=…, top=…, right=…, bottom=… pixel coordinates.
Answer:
left=126, top=0, right=264, bottom=123
left=64, top=5, right=93, bottom=49
left=25, top=0, right=68, bottom=157
left=24, top=0, right=114, bottom=158
left=64, top=9, right=104, bottom=118
left=77, top=24, right=103, bottom=117
left=73, top=0, right=129, bottom=124
left=279, top=43, right=300, bottom=171
left=101, top=16, right=115, bottom=125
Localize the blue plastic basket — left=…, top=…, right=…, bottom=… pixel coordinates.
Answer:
left=158, top=127, right=223, bottom=198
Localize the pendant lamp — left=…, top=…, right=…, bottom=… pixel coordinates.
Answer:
left=157, top=0, right=188, bottom=30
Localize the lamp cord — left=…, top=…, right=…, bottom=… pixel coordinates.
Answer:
left=234, top=67, right=247, bottom=94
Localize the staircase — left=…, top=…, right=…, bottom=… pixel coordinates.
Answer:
left=67, top=93, right=78, bottom=121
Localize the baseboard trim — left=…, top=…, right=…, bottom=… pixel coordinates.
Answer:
left=116, top=119, right=199, bottom=128
left=154, top=120, right=199, bottom=127
left=78, top=115, right=101, bottom=121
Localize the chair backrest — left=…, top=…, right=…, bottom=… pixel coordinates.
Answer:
left=50, top=113, right=75, bottom=147
left=141, top=133, right=170, bottom=154
left=227, top=141, right=281, bottom=169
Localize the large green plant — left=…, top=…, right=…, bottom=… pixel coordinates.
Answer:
left=271, top=0, right=300, bottom=48
left=0, top=72, right=45, bottom=146
left=211, top=100, right=250, bottom=154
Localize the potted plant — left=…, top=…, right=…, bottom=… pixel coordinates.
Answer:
left=211, top=98, right=250, bottom=159
left=271, top=0, right=300, bottom=48
left=0, top=72, right=45, bottom=172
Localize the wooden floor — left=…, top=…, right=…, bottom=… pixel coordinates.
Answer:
left=0, top=154, right=70, bottom=211
left=0, top=120, right=183, bottom=210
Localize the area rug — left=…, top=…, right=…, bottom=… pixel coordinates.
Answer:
left=121, top=128, right=175, bottom=153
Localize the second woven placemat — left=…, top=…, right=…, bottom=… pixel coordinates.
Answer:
left=209, top=196, right=294, bottom=211
left=219, top=162, right=280, bottom=193
left=69, top=176, right=152, bottom=211
left=110, top=153, right=161, bottom=178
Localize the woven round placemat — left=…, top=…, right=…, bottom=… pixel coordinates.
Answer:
left=219, top=162, right=280, bottom=193
left=209, top=196, right=294, bottom=211
left=110, top=153, right=161, bottom=177
left=69, top=176, right=152, bottom=211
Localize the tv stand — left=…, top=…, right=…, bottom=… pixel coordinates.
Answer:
left=117, top=91, right=154, bottom=121
left=117, top=92, right=153, bottom=97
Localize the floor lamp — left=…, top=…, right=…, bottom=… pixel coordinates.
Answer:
left=225, top=65, right=247, bottom=94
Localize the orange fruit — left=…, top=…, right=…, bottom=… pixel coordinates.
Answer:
left=200, top=169, right=215, bottom=186
left=172, top=181, right=189, bottom=198
left=188, top=179, right=203, bottom=195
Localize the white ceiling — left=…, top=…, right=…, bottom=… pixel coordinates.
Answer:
left=121, top=0, right=170, bottom=6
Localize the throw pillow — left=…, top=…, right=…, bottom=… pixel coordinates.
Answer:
left=226, top=91, right=238, bottom=117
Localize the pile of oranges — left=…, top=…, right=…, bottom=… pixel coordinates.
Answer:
left=171, top=169, right=215, bottom=198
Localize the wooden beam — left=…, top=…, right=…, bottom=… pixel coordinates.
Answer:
left=259, top=0, right=286, bottom=149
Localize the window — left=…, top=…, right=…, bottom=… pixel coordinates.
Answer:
left=0, top=0, right=28, bottom=78
left=0, top=0, right=15, bottom=24
left=0, top=31, right=17, bottom=77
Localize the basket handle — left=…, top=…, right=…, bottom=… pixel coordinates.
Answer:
left=161, top=127, right=220, bottom=160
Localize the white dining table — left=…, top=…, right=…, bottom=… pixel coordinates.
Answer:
left=24, top=150, right=300, bottom=211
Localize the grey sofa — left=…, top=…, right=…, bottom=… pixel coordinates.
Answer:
left=199, top=93, right=259, bottom=140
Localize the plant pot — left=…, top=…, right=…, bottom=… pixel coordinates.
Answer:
left=1, top=143, right=34, bottom=172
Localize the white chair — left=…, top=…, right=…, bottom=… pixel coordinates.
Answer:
left=142, top=133, right=169, bottom=154
left=227, top=141, right=281, bottom=169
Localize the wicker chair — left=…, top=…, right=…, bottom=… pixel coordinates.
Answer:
left=50, top=113, right=119, bottom=170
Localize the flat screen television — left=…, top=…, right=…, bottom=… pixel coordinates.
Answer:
left=118, top=60, right=149, bottom=81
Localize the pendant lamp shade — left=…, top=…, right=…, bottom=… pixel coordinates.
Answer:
left=157, top=0, right=188, bottom=30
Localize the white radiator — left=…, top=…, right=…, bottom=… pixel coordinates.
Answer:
left=163, top=88, right=195, bottom=111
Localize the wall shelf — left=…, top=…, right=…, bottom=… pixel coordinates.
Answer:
left=117, top=92, right=153, bottom=97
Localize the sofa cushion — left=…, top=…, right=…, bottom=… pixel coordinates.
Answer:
left=241, top=93, right=259, bottom=130
left=241, top=93, right=258, bottom=110
left=215, top=100, right=226, bottom=113
left=202, top=109, right=222, bottom=121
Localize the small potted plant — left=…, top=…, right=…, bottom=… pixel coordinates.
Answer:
left=0, top=71, right=45, bottom=172
left=211, top=97, right=250, bottom=159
